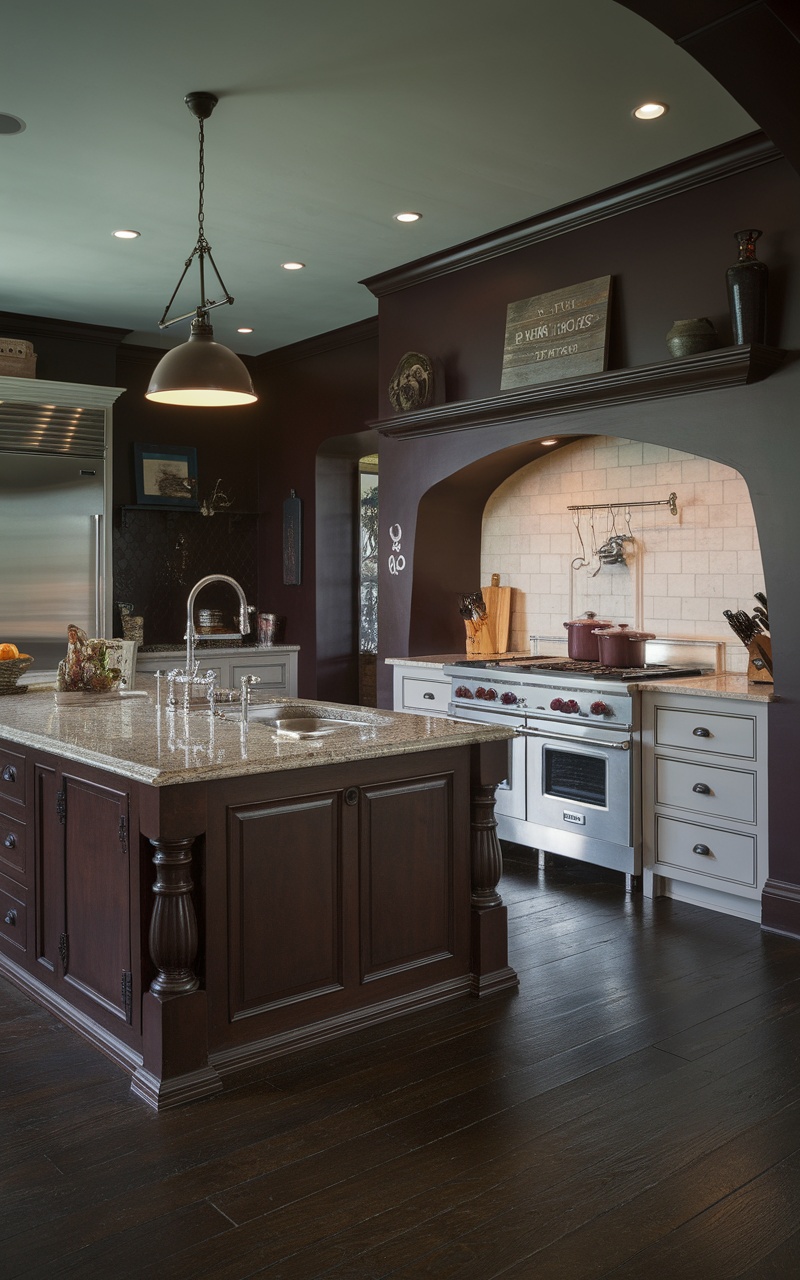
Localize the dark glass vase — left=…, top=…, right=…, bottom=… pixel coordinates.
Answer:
left=726, top=228, right=767, bottom=345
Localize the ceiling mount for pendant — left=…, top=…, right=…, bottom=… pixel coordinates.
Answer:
left=146, top=90, right=257, bottom=408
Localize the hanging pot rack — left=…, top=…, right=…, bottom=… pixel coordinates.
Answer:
left=567, top=491, right=678, bottom=516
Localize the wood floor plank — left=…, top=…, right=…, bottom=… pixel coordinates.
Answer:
left=3, top=852, right=800, bottom=1280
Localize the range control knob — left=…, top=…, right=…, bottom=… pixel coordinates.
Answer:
left=590, top=700, right=610, bottom=717
left=474, top=686, right=486, bottom=699
left=550, top=697, right=564, bottom=711
left=564, top=699, right=580, bottom=714
left=454, top=685, right=473, bottom=699
left=500, top=691, right=518, bottom=705
left=484, top=687, right=498, bottom=701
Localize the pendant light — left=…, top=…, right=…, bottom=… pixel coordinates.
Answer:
left=146, top=92, right=257, bottom=407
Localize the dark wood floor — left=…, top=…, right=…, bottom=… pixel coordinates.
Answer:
left=4, top=848, right=800, bottom=1279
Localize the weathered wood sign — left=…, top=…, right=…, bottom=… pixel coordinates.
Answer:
left=500, top=275, right=611, bottom=390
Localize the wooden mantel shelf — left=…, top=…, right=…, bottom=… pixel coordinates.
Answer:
left=374, top=344, right=786, bottom=440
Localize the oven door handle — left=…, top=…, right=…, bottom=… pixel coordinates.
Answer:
left=518, top=727, right=631, bottom=750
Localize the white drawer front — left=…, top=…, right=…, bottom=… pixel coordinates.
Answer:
left=231, top=660, right=288, bottom=691
left=655, top=815, right=757, bottom=888
left=655, top=757, right=756, bottom=823
left=654, top=707, right=756, bottom=759
left=400, top=675, right=451, bottom=714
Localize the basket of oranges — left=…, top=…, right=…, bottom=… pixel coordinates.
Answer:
left=0, top=644, right=34, bottom=694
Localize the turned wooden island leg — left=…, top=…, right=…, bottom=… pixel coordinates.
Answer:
left=470, top=745, right=519, bottom=997
left=130, top=834, right=222, bottom=1110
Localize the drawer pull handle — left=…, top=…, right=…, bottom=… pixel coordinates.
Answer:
left=423, top=692, right=435, bottom=701
left=3, top=833, right=16, bottom=849
left=4, top=909, right=16, bottom=926
left=344, top=787, right=359, bottom=806
left=1, top=765, right=17, bottom=783
left=693, top=843, right=711, bottom=857
left=692, top=782, right=711, bottom=795
left=692, top=727, right=711, bottom=738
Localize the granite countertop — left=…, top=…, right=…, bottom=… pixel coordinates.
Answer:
left=640, top=673, right=775, bottom=702
left=384, top=653, right=528, bottom=669
left=0, top=681, right=512, bottom=788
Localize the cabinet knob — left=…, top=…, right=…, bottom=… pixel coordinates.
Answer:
left=692, top=844, right=712, bottom=856
left=692, top=782, right=711, bottom=795
left=1, top=765, right=16, bottom=782
left=692, top=727, right=711, bottom=738
left=3, top=833, right=16, bottom=849
left=4, top=909, right=16, bottom=926
left=344, top=787, right=359, bottom=806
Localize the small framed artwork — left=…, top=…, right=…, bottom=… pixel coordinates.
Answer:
left=134, top=443, right=199, bottom=508
left=283, top=489, right=303, bottom=585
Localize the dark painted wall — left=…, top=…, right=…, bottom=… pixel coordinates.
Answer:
left=252, top=319, right=379, bottom=699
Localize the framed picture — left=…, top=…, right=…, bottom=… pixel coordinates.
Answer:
left=283, top=489, right=303, bottom=585
left=134, top=443, right=199, bottom=508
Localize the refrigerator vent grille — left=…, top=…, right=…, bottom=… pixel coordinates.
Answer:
left=0, top=403, right=106, bottom=456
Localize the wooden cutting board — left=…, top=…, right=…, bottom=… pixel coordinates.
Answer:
left=481, top=574, right=512, bottom=653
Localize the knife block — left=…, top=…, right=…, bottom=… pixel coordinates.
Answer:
left=747, top=635, right=773, bottom=683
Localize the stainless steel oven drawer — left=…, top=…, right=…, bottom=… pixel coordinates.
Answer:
left=654, top=815, right=757, bottom=888
left=655, top=757, right=757, bottom=823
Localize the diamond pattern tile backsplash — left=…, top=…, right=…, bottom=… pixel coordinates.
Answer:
left=113, top=509, right=258, bottom=647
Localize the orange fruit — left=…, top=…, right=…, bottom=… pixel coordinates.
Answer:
left=0, top=643, right=20, bottom=660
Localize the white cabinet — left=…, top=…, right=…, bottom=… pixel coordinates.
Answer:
left=641, top=691, right=768, bottom=922
left=137, top=646, right=298, bottom=697
left=390, top=662, right=451, bottom=718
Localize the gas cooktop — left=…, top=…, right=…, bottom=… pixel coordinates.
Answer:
left=448, top=657, right=711, bottom=682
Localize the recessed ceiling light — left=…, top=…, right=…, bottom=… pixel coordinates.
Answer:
left=633, top=102, right=668, bottom=120
left=0, top=113, right=26, bottom=135
left=281, top=261, right=305, bottom=270
left=540, top=438, right=558, bottom=446
left=113, top=229, right=140, bottom=239
left=394, top=212, right=422, bottom=223
left=237, top=327, right=253, bottom=334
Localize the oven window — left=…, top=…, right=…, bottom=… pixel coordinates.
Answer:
left=544, top=747, right=606, bottom=807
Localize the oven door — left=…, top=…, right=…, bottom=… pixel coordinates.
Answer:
left=446, top=704, right=526, bottom=824
left=522, top=720, right=634, bottom=855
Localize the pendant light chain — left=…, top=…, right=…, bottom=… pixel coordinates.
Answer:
left=197, top=116, right=209, bottom=253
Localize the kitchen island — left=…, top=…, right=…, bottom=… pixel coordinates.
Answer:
left=0, top=685, right=517, bottom=1109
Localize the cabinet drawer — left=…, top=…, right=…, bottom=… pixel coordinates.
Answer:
left=654, top=815, right=756, bottom=888
left=0, top=746, right=25, bottom=805
left=231, top=659, right=288, bottom=692
left=0, top=874, right=27, bottom=953
left=655, top=757, right=756, bottom=823
left=654, top=707, right=756, bottom=759
left=0, top=809, right=27, bottom=882
left=400, top=675, right=451, bottom=715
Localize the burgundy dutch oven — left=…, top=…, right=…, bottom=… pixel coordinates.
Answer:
left=593, top=622, right=656, bottom=667
left=563, top=611, right=613, bottom=661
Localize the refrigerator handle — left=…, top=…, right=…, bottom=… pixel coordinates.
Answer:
left=93, top=513, right=104, bottom=636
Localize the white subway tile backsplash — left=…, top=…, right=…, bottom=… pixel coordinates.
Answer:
left=480, top=435, right=763, bottom=671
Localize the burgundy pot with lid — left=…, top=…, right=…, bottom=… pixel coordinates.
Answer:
left=563, top=611, right=613, bottom=661
left=593, top=623, right=656, bottom=668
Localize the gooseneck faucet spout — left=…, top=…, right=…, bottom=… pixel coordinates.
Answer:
left=185, top=574, right=251, bottom=674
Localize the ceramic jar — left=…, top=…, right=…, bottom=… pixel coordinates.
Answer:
left=665, top=317, right=717, bottom=359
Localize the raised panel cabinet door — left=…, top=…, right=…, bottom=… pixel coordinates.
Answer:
left=61, top=773, right=132, bottom=1023
left=227, top=791, right=344, bottom=1019
left=359, top=772, right=456, bottom=981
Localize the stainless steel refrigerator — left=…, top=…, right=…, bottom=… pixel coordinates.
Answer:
left=0, top=380, right=118, bottom=673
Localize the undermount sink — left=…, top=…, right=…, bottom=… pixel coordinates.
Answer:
left=221, top=702, right=391, bottom=736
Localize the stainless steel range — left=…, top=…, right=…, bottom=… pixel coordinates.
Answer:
left=444, top=655, right=711, bottom=881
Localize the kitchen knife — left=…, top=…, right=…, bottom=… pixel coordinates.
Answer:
left=753, top=639, right=773, bottom=675
left=724, top=609, right=751, bottom=646
left=753, top=606, right=770, bottom=632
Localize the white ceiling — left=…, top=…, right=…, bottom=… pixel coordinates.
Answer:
left=1, top=0, right=756, bottom=357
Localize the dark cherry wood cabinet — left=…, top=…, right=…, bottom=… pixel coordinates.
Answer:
left=0, top=732, right=516, bottom=1109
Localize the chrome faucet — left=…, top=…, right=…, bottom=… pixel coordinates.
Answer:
left=184, top=574, right=251, bottom=674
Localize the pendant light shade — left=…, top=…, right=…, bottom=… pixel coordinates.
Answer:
left=147, top=318, right=256, bottom=406
left=145, top=92, right=257, bottom=408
